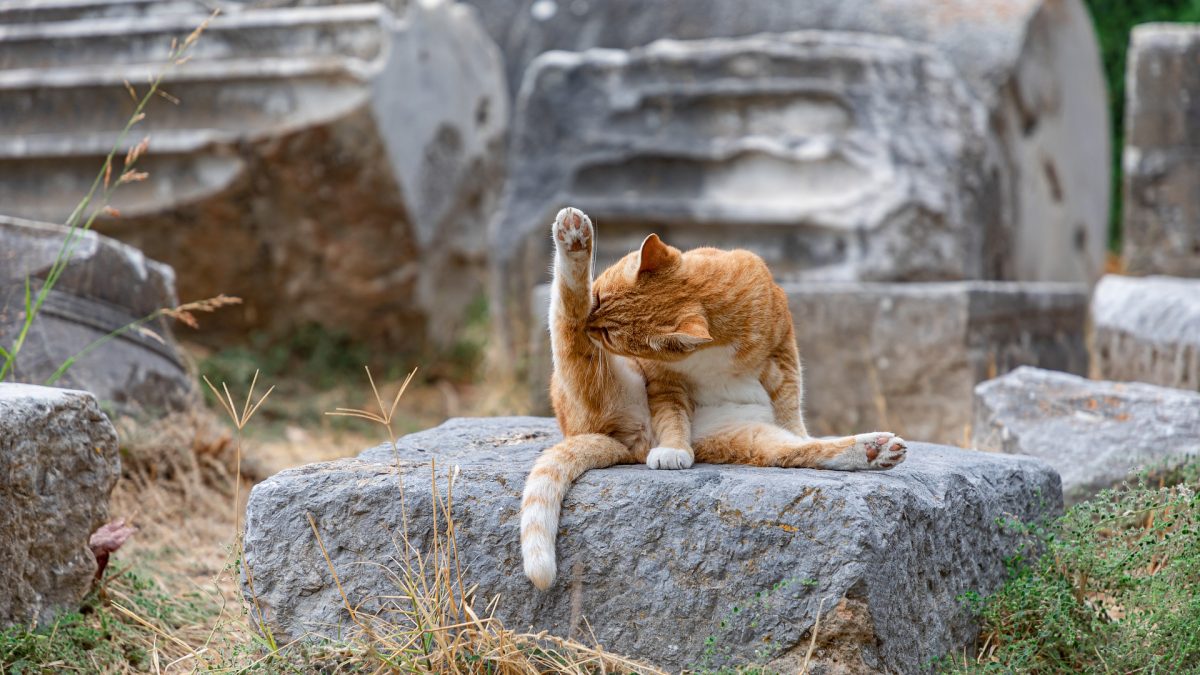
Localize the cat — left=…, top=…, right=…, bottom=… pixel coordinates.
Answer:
left=520, top=207, right=907, bottom=590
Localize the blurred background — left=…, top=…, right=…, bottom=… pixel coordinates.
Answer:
left=3, top=0, right=1199, bottom=464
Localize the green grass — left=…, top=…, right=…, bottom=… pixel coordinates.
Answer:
left=943, top=461, right=1200, bottom=673
left=0, top=565, right=217, bottom=674
left=1080, top=0, right=1200, bottom=248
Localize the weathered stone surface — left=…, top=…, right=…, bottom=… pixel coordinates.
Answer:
left=529, top=281, right=1089, bottom=444
left=973, top=366, right=1200, bottom=504
left=243, top=416, right=1062, bottom=672
left=492, top=31, right=1000, bottom=361
left=482, top=0, right=1111, bottom=364
left=1122, top=24, right=1200, bottom=277
left=0, top=215, right=195, bottom=417
left=1091, top=274, right=1200, bottom=391
left=0, top=383, right=120, bottom=628
left=0, top=0, right=507, bottom=347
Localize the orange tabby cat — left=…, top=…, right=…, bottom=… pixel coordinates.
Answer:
left=520, top=207, right=907, bottom=590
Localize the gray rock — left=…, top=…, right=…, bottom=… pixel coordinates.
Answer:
left=1090, top=275, right=1200, bottom=391
left=1122, top=25, right=1200, bottom=277
left=529, top=280, right=1089, bottom=445
left=0, top=215, right=195, bottom=418
left=0, top=0, right=507, bottom=347
left=0, top=383, right=121, bottom=628
left=243, top=416, right=1062, bottom=672
left=973, top=366, right=1200, bottom=504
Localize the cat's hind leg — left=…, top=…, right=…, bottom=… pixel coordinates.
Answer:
left=694, top=423, right=906, bottom=470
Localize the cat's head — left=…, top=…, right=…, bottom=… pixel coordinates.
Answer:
left=587, top=234, right=713, bottom=360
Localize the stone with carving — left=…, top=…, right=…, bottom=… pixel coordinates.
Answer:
left=0, top=0, right=507, bottom=347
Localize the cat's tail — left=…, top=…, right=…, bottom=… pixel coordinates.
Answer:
left=520, top=433, right=632, bottom=590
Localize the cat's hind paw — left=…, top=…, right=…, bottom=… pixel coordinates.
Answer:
left=860, top=432, right=906, bottom=470
left=819, top=432, right=907, bottom=471
left=647, top=446, right=694, bottom=470
left=553, top=207, right=593, bottom=255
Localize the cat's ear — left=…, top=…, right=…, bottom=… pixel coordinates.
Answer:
left=660, top=314, right=712, bottom=351
left=636, top=234, right=678, bottom=274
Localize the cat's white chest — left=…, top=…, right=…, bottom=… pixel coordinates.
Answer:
left=666, top=345, right=772, bottom=408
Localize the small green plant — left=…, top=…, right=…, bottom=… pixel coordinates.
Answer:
left=942, top=460, right=1200, bottom=673
left=0, top=566, right=216, bottom=673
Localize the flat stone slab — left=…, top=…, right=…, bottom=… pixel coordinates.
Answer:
left=1091, top=275, right=1200, bottom=391
left=529, top=280, right=1089, bottom=445
left=0, top=383, right=120, bottom=628
left=973, top=367, right=1200, bottom=504
left=243, top=416, right=1061, bottom=672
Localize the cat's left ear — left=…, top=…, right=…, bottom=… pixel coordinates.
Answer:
left=663, top=314, right=713, bottom=350
left=636, top=234, right=680, bottom=274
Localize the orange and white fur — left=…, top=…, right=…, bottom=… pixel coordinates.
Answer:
left=520, top=207, right=907, bottom=590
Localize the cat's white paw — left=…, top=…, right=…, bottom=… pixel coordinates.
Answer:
left=647, top=446, right=694, bottom=470
left=553, top=207, right=592, bottom=255
left=859, top=432, right=907, bottom=470
left=821, top=432, right=907, bottom=471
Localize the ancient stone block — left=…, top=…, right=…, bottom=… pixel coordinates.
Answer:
left=973, top=366, right=1200, bottom=504
left=1091, top=274, right=1200, bottom=391
left=529, top=281, right=1089, bottom=444
left=483, top=0, right=1111, bottom=364
left=491, top=31, right=1000, bottom=360
left=243, top=416, right=1061, bottom=672
left=1122, top=24, right=1200, bottom=277
left=0, top=384, right=120, bottom=628
left=0, top=215, right=195, bottom=417
left=0, top=0, right=507, bottom=347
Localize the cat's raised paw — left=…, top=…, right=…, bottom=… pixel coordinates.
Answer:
left=646, top=446, right=693, bottom=470
left=553, top=207, right=593, bottom=255
left=860, top=432, right=906, bottom=470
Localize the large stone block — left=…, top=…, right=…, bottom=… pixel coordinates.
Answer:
left=1090, top=274, right=1200, bottom=391
left=0, top=384, right=120, bottom=628
left=973, top=367, right=1200, bottom=504
left=529, top=281, right=1089, bottom=444
left=484, top=0, right=1111, bottom=363
left=1122, top=24, right=1200, bottom=277
left=243, top=416, right=1061, bottom=672
left=0, top=216, right=195, bottom=417
left=0, top=0, right=507, bottom=347
left=492, top=32, right=998, bottom=362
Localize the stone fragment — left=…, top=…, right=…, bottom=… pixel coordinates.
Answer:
left=529, top=281, right=1089, bottom=444
left=1122, top=24, right=1200, bottom=277
left=0, top=384, right=121, bottom=628
left=0, top=0, right=507, bottom=347
left=973, top=366, right=1200, bottom=504
left=243, top=416, right=1062, bottom=672
left=0, top=215, right=195, bottom=417
left=1090, top=274, right=1200, bottom=391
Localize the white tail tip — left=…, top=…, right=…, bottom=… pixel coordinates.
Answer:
left=524, top=553, right=556, bottom=590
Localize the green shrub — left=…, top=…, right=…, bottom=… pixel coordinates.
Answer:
left=944, top=462, right=1200, bottom=673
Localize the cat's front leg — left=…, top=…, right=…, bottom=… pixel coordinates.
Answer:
left=645, top=369, right=695, bottom=470
left=550, top=206, right=594, bottom=323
